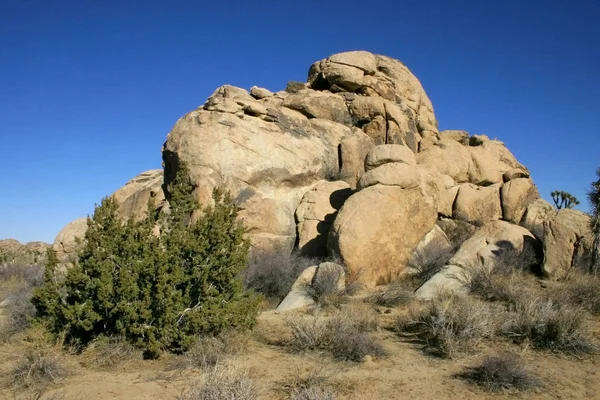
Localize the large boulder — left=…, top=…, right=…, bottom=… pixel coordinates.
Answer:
left=500, top=178, right=540, bottom=224
left=295, top=181, right=352, bottom=257
left=53, top=217, right=88, bottom=264
left=112, top=169, right=165, bottom=221
left=453, top=183, right=502, bottom=225
left=415, top=221, right=540, bottom=299
left=520, top=199, right=554, bottom=239
left=364, top=144, right=416, bottom=171
left=467, top=139, right=525, bottom=185
left=541, top=209, right=594, bottom=278
left=329, top=185, right=437, bottom=287
left=416, top=139, right=472, bottom=183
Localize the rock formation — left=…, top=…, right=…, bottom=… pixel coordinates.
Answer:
left=54, top=50, right=596, bottom=294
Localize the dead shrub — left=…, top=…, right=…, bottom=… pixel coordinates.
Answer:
left=85, top=336, right=142, bottom=368
left=182, top=330, right=248, bottom=370
left=395, top=293, right=495, bottom=359
left=468, top=268, right=537, bottom=305
left=244, top=248, right=320, bottom=306
left=304, top=265, right=347, bottom=309
left=292, top=386, right=337, bottom=400
left=285, top=305, right=385, bottom=362
left=0, top=264, right=44, bottom=286
left=9, top=346, right=69, bottom=395
left=500, top=296, right=594, bottom=354
left=553, top=272, right=600, bottom=314
left=0, top=289, right=37, bottom=342
left=407, top=242, right=456, bottom=288
left=178, top=363, right=259, bottom=400
left=367, top=281, right=414, bottom=308
left=457, top=352, right=541, bottom=391
left=279, top=367, right=338, bottom=400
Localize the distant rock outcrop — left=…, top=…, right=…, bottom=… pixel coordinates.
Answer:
left=0, top=239, right=50, bottom=266
left=53, top=50, right=596, bottom=292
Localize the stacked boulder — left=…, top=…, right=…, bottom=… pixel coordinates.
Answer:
left=54, top=51, right=596, bottom=300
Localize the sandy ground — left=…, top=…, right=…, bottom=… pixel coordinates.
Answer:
left=1, top=305, right=599, bottom=400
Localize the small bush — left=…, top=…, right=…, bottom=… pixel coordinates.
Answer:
left=395, top=293, right=495, bottom=359
left=178, top=363, right=259, bottom=400
left=279, top=367, right=337, bottom=400
left=85, top=336, right=142, bottom=368
left=182, top=331, right=249, bottom=370
left=407, top=242, right=456, bottom=288
left=553, top=273, right=600, bottom=314
left=285, top=305, right=385, bottom=362
left=0, top=289, right=37, bottom=342
left=304, top=265, right=347, bottom=308
left=0, top=264, right=44, bottom=286
left=244, top=249, right=320, bottom=305
left=285, top=81, right=306, bottom=93
left=500, top=296, right=594, bottom=354
left=10, top=346, right=69, bottom=394
left=468, top=269, right=533, bottom=305
left=458, top=353, right=540, bottom=391
left=33, top=164, right=259, bottom=357
left=292, top=386, right=337, bottom=400
left=367, top=282, right=414, bottom=308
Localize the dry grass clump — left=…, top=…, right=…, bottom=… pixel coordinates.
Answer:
left=468, top=268, right=540, bottom=305
left=244, top=248, right=320, bottom=306
left=395, top=293, right=495, bottom=359
left=457, top=352, right=541, bottom=391
left=552, top=272, right=600, bottom=314
left=84, top=335, right=143, bottom=368
left=500, top=296, right=594, bottom=354
left=278, top=367, right=338, bottom=400
left=182, top=330, right=249, bottom=370
left=304, top=266, right=346, bottom=309
left=177, top=363, right=259, bottom=400
left=367, top=280, right=414, bottom=308
left=4, top=329, right=70, bottom=398
left=0, top=264, right=44, bottom=341
left=285, top=305, right=386, bottom=362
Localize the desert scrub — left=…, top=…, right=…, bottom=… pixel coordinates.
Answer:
left=500, top=295, right=594, bottom=354
left=285, top=305, right=385, bottom=362
left=83, top=335, right=143, bottom=368
left=367, top=280, right=414, bottom=308
left=395, top=293, right=495, bottom=359
left=182, top=330, right=249, bottom=370
left=0, top=264, right=44, bottom=341
left=244, top=248, right=320, bottom=307
left=177, top=363, right=259, bottom=400
left=278, top=367, right=338, bottom=400
left=552, top=272, right=600, bottom=314
left=457, top=352, right=540, bottom=391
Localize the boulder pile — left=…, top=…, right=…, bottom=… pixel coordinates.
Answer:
left=54, top=51, right=595, bottom=299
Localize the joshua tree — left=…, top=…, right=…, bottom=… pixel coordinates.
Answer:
left=550, top=190, right=580, bottom=210
left=588, top=168, right=600, bottom=273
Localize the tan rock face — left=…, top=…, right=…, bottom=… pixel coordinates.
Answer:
left=467, top=140, right=524, bottom=185
left=364, top=144, right=416, bottom=171
left=453, top=183, right=502, bottom=225
left=520, top=199, right=554, bottom=239
left=112, top=169, right=165, bottom=221
left=416, top=139, right=473, bottom=183
left=53, top=217, right=88, bottom=264
left=295, top=181, right=352, bottom=257
left=500, top=178, right=540, bottom=224
left=542, top=209, right=594, bottom=279
left=328, top=185, right=437, bottom=287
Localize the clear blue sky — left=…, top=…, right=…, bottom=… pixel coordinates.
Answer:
left=1, top=0, right=598, bottom=243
